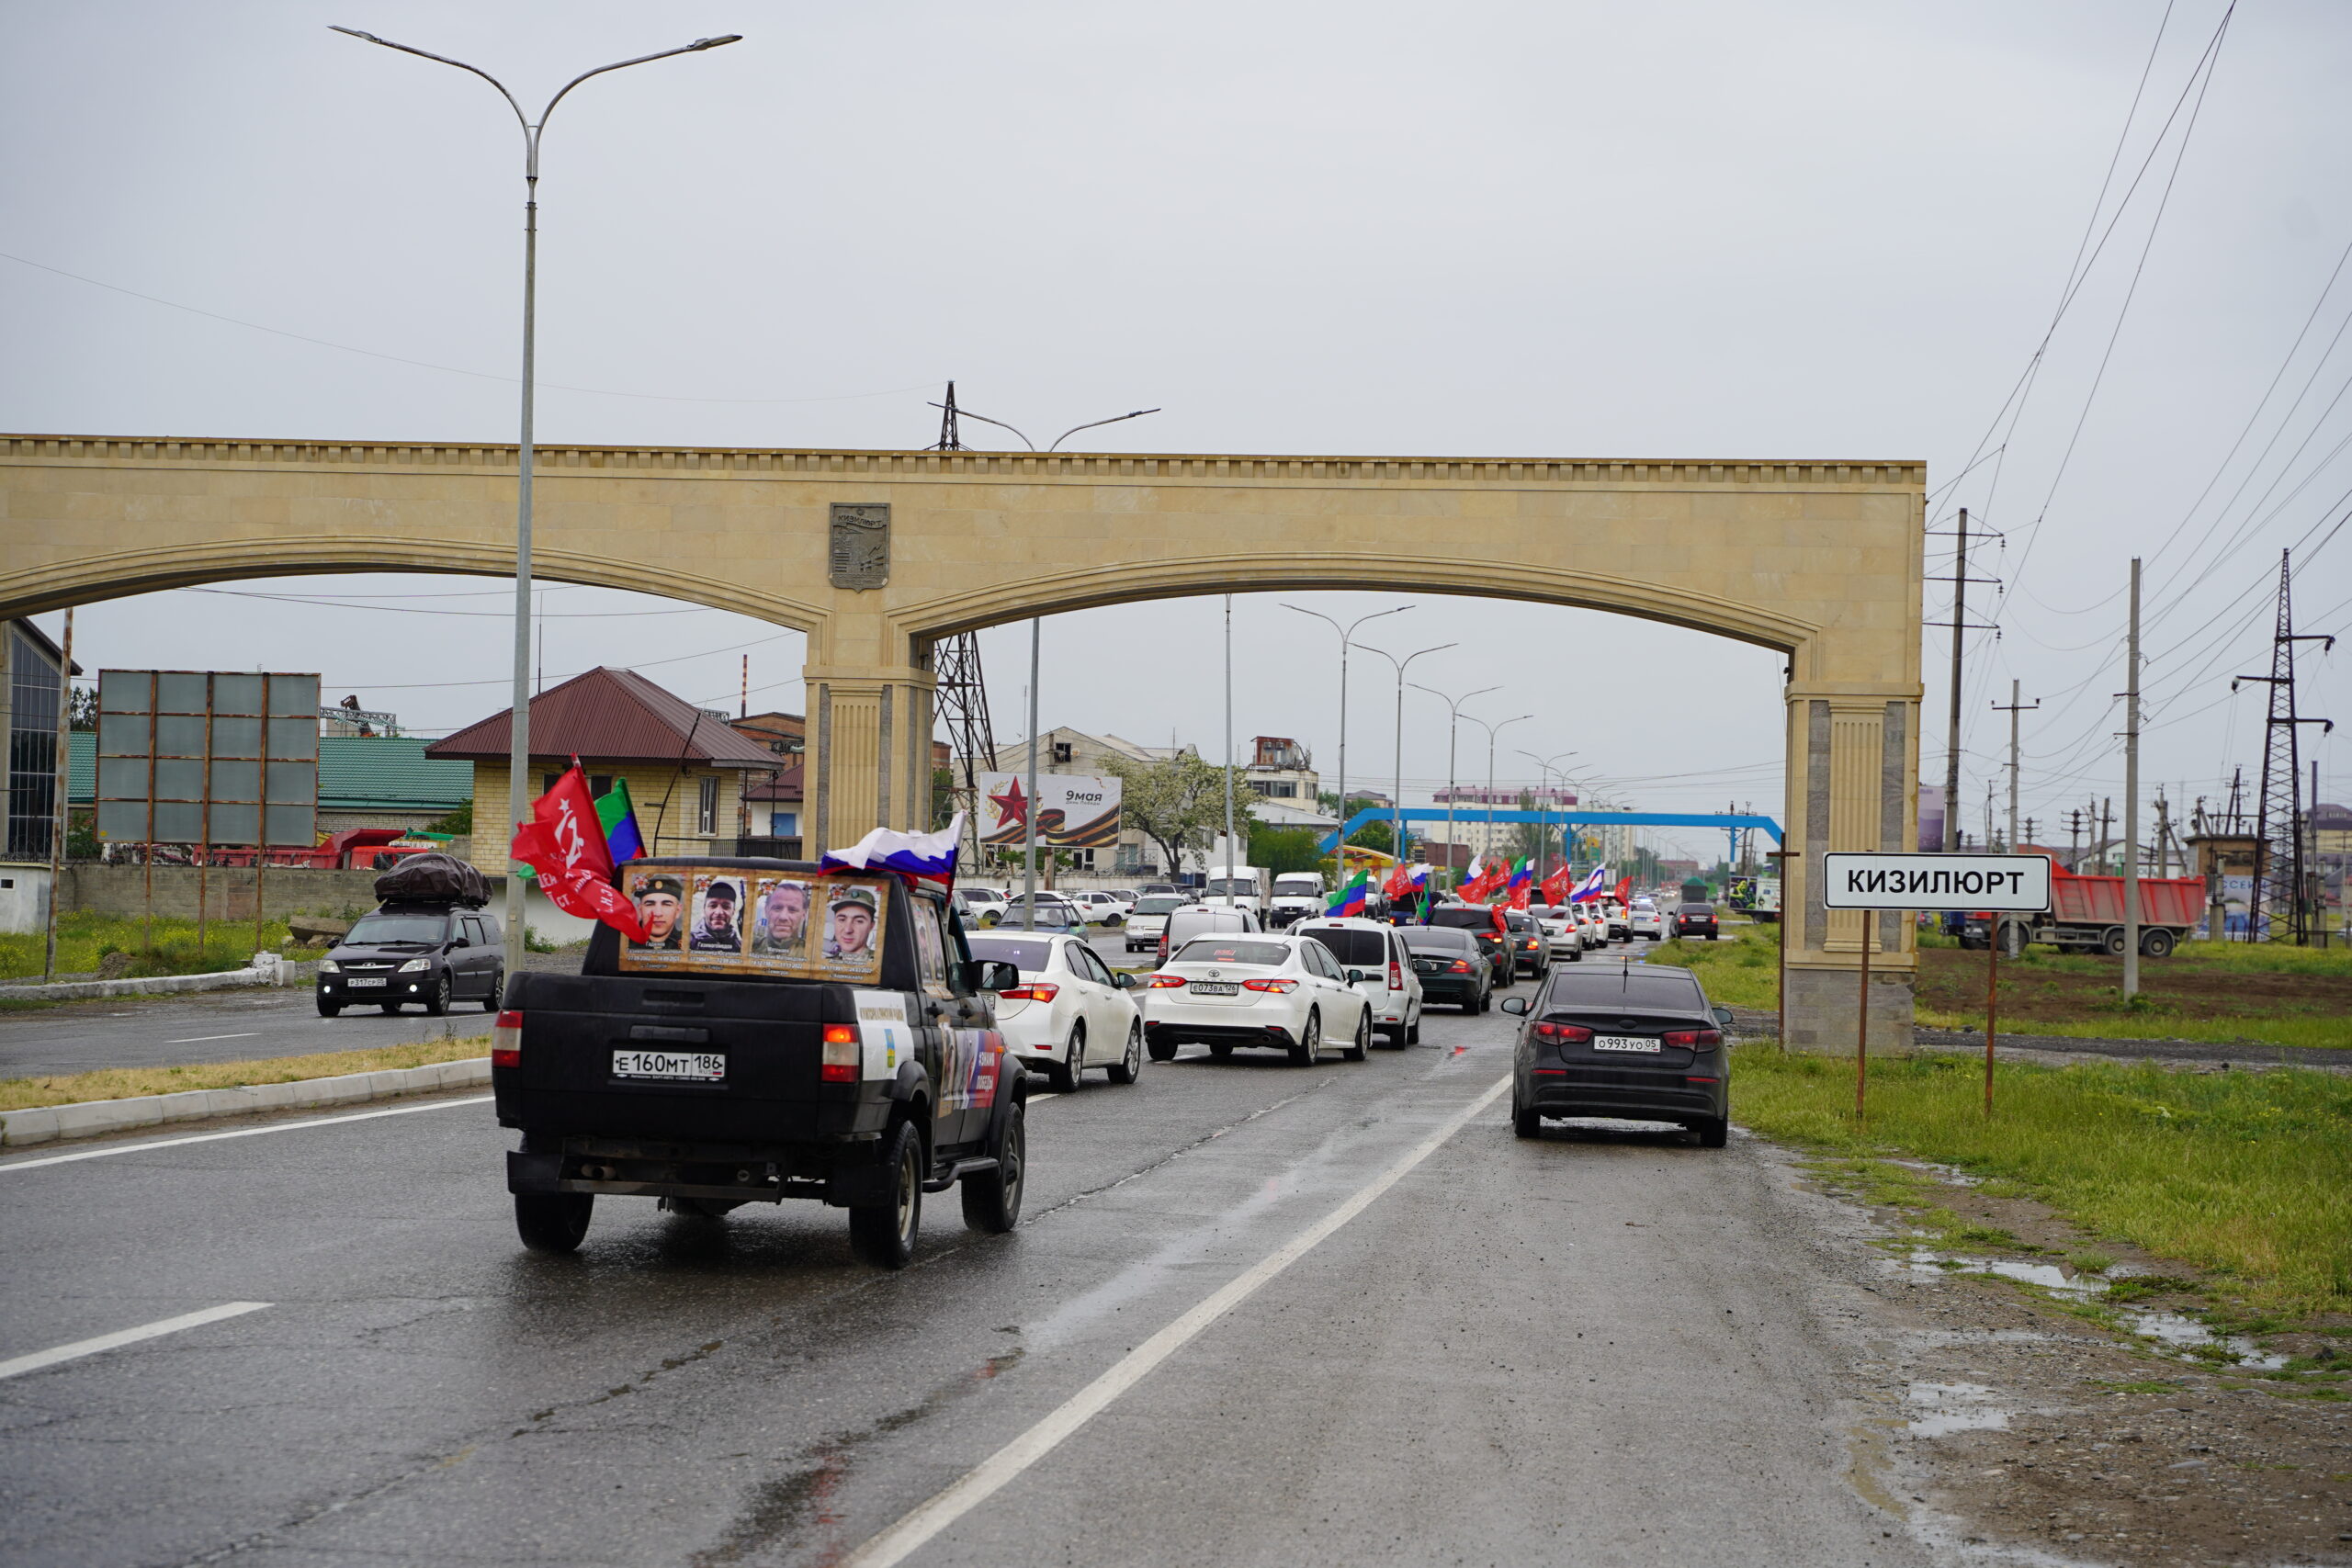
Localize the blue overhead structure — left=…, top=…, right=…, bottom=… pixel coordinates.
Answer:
left=1318, top=807, right=1782, bottom=854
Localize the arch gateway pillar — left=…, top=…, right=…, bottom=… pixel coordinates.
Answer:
left=0, top=435, right=1923, bottom=1052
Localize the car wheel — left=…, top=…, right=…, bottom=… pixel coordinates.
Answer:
left=1049, top=1025, right=1085, bottom=1093
left=2140, top=927, right=2175, bottom=959
left=481, top=968, right=503, bottom=1011
left=1342, top=1009, right=1370, bottom=1063
left=1208, top=1041, right=1235, bottom=1060
left=1406, top=1014, right=1421, bottom=1045
left=1478, top=987, right=1492, bottom=1014
left=961, top=1101, right=1025, bottom=1233
left=1289, top=1010, right=1321, bottom=1066
left=1147, top=1033, right=1179, bottom=1062
left=423, top=974, right=451, bottom=1016
left=849, top=1118, right=923, bottom=1269
left=1513, top=1096, right=1541, bottom=1140
left=514, top=1191, right=593, bottom=1254
left=316, top=995, right=342, bottom=1018
left=1693, top=1117, right=1729, bottom=1149
left=1106, top=1021, right=1144, bottom=1084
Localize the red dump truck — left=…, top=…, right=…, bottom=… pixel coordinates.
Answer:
left=1959, top=865, right=2202, bottom=958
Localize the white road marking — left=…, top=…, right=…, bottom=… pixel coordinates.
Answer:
left=163, top=1032, right=259, bottom=1044
left=0, top=1302, right=271, bottom=1381
left=0, top=1095, right=493, bottom=1173
left=842, top=1072, right=1512, bottom=1568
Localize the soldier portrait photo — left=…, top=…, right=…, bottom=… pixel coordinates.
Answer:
left=752, top=877, right=811, bottom=956
left=627, top=872, right=684, bottom=950
left=689, top=875, right=745, bottom=954
left=824, top=885, right=880, bottom=964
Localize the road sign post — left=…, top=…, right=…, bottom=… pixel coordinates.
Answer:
left=1822, top=852, right=2053, bottom=1121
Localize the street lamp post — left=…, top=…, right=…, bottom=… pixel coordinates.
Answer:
left=1408, top=683, right=1499, bottom=893
left=1519, top=750, right=1577, bottom=887
left=334, top=26, right=741, bottom=984
left=1464, top=714, right=1532, bottom=883
left=1283, top=604, right=1410, bottom=868
left=1354, top=640, right=1456, bottom=890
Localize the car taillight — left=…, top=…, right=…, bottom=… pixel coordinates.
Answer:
left=492, top=1009, right=523, bottom=1068
left=1148, top=973, right=1188, bottom=988
left=1532, top=1021, right=1594, bottom=1043
left=1661, top=1028, right=1724, bottom=1048
left=1241, top=977, right=1297, bottom=993
left=821, top=1022, right=859, bottom=1082
left=1388, top=961, right=1404, bottom=989
left=1449, top=959, right=1473, bottom=974
left=1001, top=982, right=1059, bottom=1002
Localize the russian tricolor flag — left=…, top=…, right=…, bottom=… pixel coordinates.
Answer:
left=820, top=812, right=965, bottom=888
left=1567, top=864, right=1611, bottom=903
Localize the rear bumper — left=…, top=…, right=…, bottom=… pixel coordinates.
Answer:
left=1145, top=1020, right=1298, bottom=1047
left=1522, top=1070, right=1727, bottom=1124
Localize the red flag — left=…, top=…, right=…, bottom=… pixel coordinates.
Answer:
left=1614, top=876, right=1632, bottom=906
left=510, top=762, right=650, bottom=943
left=1542, top=864, right=1576, bottom=906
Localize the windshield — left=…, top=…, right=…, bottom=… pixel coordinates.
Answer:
left=1204, top=877, right=1259, bottom=896
left=1505, top=914, right=1537, bottom=931
left=1301, top=928, right=1388, bottom=965
left=1430, top=908, right=1499, bottom=931
left=1133, top=897, right=1184, bottom=914
left=966, top=935, right=1053, bottom=972
left=1400, top=927, right=1477, bottom=953
left=1172, top=939, right=1291, bottom=966
left=345, top=913, right=448, bottom=945
left=1272, top=876, right=1322, bottom=896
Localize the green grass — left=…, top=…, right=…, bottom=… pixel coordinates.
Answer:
left=1914, top=1005, right=2352, bottom=1051
left=0, top=911, right=298, bottom=981
left=1731, top=1044, right=2352, bottom=1317
left=1642, top=924, right=1780, bottom=1010
left=0, top=1034, right=491, bottom=1112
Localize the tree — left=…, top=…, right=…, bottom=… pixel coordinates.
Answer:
left=69, top=684, right=97, bottom=731
left=1249, top=824, right=1327, bottom=876
left=932, top=766, right=957, bottom=830
left=1510, top=790, right=1559, bottom=870
left=1101, top=751, right=1250, bottom=874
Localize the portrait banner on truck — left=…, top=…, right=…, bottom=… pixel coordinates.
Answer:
left=978, top=772, right=1123, bottom=850
left=616, top=863, right=891, bottom=983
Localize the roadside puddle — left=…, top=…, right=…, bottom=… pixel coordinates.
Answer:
left=1904, top=1380, right=2011, bottom=1438
left=1885, top=1247, right=2286, bottom=1368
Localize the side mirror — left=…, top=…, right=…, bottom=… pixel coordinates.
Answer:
left=1344, top=969, right=1367, bottom=985
left=1114, top=972, right=1137, bottom=990
left=1713, top=1006, right=1734, bottom=1028
left=1500, top=997, right=1530, bottom=1015
left=976, top=960, right=1023, bottom=993
left=447, top=936, right=468, bottom=948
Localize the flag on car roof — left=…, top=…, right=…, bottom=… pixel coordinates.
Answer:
left=1567, top=864, right=1611, bottom=903
left=1541, top=863, right=1577, bottom=906
left=594, top=778, right=645, bottom=864
left=1328, top=869, right=1371, bottom=918
left=1505, top=857, right=1534, bottom=908
left=510, top=761, right=650, bottom=942
left=820, top=812, right=965, bottom=888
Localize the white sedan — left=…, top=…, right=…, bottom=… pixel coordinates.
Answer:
left=1532, top=905, right=1584, bottom=963
left=964, top=930, right=1145, bottom=1092
left=1142, top=932, right=1374, bottom=1066
left=1630, top=900, right=1664, bottom=941
left=1574, top=903, right=1610, bottom=950
left=1063, top=890, right=1129, bottom=926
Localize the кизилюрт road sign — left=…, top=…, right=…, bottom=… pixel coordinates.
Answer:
left=1821, top=852, right=2052, bottom=912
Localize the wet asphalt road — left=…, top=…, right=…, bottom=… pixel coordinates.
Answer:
left=0, top=956, right=1932, bottom=1568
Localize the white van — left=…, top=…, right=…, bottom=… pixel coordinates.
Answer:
left=1200, top=866, right=1272, bottom=916
left=1268, top=873, right=1326, bottom=928
left=1157, top=901, right=1262, bottom=964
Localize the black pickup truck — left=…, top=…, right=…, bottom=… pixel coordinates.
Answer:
left=492, top=857, right=1030, bottom=1269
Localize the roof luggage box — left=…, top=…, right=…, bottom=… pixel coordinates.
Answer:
left=374, top=852, right=492, bottom=908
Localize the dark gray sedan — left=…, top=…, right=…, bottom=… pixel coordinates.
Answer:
left=1501, top=965, right=1732, bottom=1145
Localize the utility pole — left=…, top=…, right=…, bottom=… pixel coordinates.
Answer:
left=1926, top=507, right=2001, bottom=852
left=2099, top=799, right=2113, bottom=875
left=2233, top=550, right=2335, bottom=942
left=1993, top=682, right=2036, bottom=858
left=2068, top=808, right=2082, bottom=869
left=2122, top=558, right=2142, bottom=997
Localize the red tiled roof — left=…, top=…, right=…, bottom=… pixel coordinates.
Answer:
left=426, top=667, right=781, bottom=768
left=744, top=761, right=804, bottom=802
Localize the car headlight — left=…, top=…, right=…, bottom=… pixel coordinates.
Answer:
left=318, top=958, right=339, bottom=975
left=397, top=958, right=431, bottom=973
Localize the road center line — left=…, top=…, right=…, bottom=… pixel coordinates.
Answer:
left=163, top=1032, right=259, bottom=1044
left=0, top=1095, right=493, bottom=1173
left=843, top=1072, right=1511, bottom=1568
left=0, top=1302, right=271, bottom=1381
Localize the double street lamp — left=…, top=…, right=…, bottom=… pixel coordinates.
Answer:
left=1353, top=640, right=1455, bottom=882
left=1283, top=604, right=1410, bottom=868
left=1519, top=749, right=1577, bottom=886
left=1409, top=682, right=1498, bottom=893
left=1462, top=712, right=1532, bottom=877
left=334, top=26, right=742, bottom=982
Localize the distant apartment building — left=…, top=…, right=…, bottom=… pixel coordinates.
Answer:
left=1244, top=736, right=1318, bottom=803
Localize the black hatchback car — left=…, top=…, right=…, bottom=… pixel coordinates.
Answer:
left=1398, top=925, right=1492, bottom=1013
left=1427, top=904, right=1513, bottom=986
left=318, top=903, right=503, bottom=1017
left=1501, top=966, right=1732, bottom=1145
left=1502, top=910, right=1549, bottom=979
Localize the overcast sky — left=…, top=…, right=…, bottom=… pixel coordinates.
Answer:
left=7, top=0, right=2347, bottom=864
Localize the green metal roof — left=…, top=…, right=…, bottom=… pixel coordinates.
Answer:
left=69, top=732, right=470, bottom=814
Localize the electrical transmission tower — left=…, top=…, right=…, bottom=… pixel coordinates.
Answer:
left=2233, top=550, right=2335, bottom=942
left=927, top=384, right=999, bottom=835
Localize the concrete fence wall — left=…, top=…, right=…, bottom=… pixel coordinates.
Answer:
left=60, top=865, right=387, bottom=921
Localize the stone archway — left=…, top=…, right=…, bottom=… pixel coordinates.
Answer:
left=3, top=434, right=1923, bottom=1049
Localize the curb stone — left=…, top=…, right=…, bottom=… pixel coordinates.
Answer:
left=0, top=1057, right=491, bottom=1148
left=0, top=957, right=322, bottom=1005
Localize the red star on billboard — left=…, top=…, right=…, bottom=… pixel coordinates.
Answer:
left=988, top=775, right=1027, bottom=832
